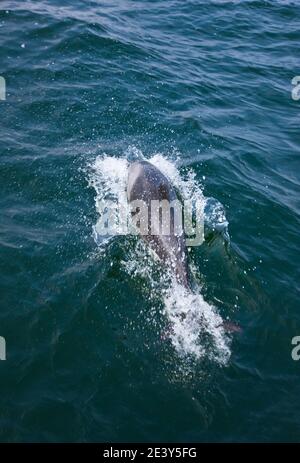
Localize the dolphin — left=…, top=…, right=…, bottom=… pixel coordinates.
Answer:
left=127, top=161, right=190, bottom=289
left=126, top=161, right=242, bottom=334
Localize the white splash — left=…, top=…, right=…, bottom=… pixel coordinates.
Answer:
left=87, top=155, right=129, bottom=245
left=87, top=149, right=231, bottom=365
left=163, top=280, right=230, bottom=364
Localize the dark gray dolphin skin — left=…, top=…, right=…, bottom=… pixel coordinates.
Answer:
left=127, top=161, right=190, bottom=289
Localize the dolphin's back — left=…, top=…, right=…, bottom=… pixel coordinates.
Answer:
left=127, top=161, right=177, bottom=203
left=127, top=161, right=190, bottom=288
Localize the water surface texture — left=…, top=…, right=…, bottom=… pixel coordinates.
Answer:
left=0, top=0, right=300, bottom=442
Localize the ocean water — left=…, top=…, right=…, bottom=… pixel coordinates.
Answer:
left=0, top=0, right=300, bottom=443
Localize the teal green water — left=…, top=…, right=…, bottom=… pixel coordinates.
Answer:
left=1, top=0, right=300, bottom=442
